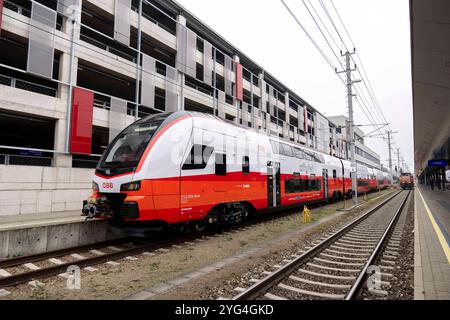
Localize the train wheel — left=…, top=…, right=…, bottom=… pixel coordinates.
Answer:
left=191, top=220, right=208, bottom=233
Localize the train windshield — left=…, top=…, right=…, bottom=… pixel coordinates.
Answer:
left=98, top=119, right=163, bottom=172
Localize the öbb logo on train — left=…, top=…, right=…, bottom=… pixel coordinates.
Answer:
left=102, top=182, right=113, bottom=189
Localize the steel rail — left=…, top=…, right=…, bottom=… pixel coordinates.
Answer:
left=0, top=190, right=398, bottom=290
left=0, top=237, right=133, bottom=269
left=232, top=189, right=404, bottom=300
left=0, top=234, right=199, bottom=289
left=345, top=190, right=411, bottom=299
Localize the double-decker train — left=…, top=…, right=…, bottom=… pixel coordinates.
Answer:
left=83, top=111, right=392, bottom=233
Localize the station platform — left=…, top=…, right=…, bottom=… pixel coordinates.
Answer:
left=414, top=186, right=450, bottom=299
left=0, top=211, right=116, bottom=260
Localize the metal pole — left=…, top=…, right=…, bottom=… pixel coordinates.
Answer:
left=397, top=147, right=401, bottom=175
left=213, top=48, right=217, bottom=115
left=387, top=130, right=392, bottom=175
left=250, top=72, right=254, bottom=128
left=64, top=10, right=76, bottom=153
left=344, top=51, right=358, bottom=205
left=134, top=0, right=143, bottom=120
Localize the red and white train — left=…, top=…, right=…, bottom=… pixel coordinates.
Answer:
left=83, top=111, right=392, bottom=232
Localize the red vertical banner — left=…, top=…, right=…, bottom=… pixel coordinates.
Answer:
left=235, top=62, right=243, bottom=101
left=0, top=0, right=4, bottom=35
left=70, top=87, right=94, bottom=154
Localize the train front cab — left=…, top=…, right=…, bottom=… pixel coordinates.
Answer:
left=84, top=112, right=194, bottom=231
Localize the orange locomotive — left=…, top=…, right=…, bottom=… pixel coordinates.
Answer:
left=82, top=111, right=392, bottom=234
left=399, top=173, right=414, bottom=190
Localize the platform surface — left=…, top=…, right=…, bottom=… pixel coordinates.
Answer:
left=414, top=186, right=450, bottom=299
left=0, top=210, right=85, bottom=232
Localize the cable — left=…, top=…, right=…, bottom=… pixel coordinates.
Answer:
left=280, top=0, right=339, bottom=75
left=300, top=0, right=344, bottom=69
left=329, top=0, right=390, bottom=132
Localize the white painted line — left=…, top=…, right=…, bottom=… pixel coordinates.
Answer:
left=0, top=269, right=11, bottom=277
left=233, top=287, right=246, bottom=292
left=24, top=263, right=40, bottom=270
left=248, top=278, right=260, bottom=283
left=48, top=258, right=64, bottom=265
left=83, top=266, right=98, bottom=272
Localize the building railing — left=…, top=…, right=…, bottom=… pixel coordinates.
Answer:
left=72, top=158, right=99, bottom=169
left=4, top=0, right=31, bottom=18
left=0, top=74, right=57, bottom=97
left=0, top=146, right=102, bottom=168
left=80, top=33, right=136, bottom=63
left=4, top=0, right=62, bottom=30
left=0, top=153, right=53, bottom=167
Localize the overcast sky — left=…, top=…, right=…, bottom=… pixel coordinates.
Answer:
left=176, top=0, right=413, bottom=172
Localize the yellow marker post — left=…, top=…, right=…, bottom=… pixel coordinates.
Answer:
left=302, top=205, right=311, bottom=224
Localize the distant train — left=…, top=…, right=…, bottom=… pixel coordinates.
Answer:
left=82, top=111, right=392, bottom=233
left=399, top=173, right=414, bottom=190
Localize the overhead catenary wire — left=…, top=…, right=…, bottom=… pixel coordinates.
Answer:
left=328, top=0, right=391, bottom=133
left=280, top=0, right=342, bottom=81
left=283, top=0, right=406, bottom=168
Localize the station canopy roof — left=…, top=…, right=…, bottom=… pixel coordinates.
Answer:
left=411, top=0, right=450, bottom=171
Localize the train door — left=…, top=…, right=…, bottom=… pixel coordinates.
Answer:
left=322, top=168, right=328, bottom=200
left=267, top=161, right=281, bottom=208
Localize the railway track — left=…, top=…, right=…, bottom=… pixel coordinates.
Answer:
left=0, top=189, right=395, bottom=293
left=230, top=189, right=411, bottom=300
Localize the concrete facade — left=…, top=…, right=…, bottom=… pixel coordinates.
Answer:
left=328, top=115, right=381, bottom=169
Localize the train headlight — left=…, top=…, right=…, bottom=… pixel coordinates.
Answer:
left=121, top=181, right=141, bottom=191
left=92, top=181, right=99, bottom=191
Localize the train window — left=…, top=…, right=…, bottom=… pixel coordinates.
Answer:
left=333, top=170, right=337, bottom=178
left=242, top=156, right=250, bottom=174
left=280, top=143, right=294, bottom=157
left=309, top=179, right=320, bottom=191
left=293, top=147, right=305, bottom=159
left=215, top=153, right=227, bottom=176
left=182, top=145, right=214, bottom=170
left=285, top=178, right=304, bottom=193
left=270, top=140, right=280, bottom=154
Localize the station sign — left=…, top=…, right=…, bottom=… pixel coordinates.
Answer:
left=428, top=159, right=448, bottom=167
